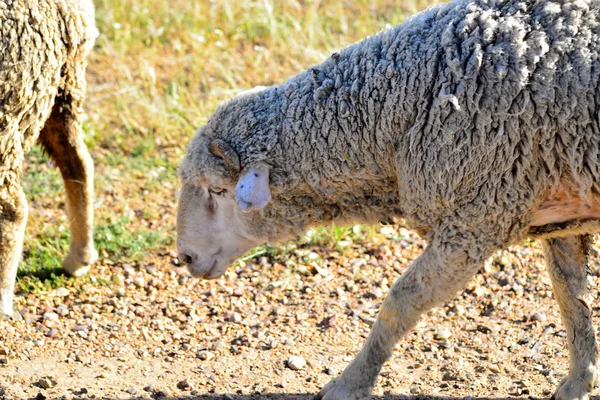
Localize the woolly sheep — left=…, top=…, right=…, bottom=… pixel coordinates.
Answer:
left=0, top=0, right=97, bottom=320
left=177, top=0, right=600, bottom=398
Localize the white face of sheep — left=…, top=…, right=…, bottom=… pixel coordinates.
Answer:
left=177, top=139, right=272, bottom=279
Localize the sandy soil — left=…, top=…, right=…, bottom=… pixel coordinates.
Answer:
left=2, top=226, right=600, bottom=400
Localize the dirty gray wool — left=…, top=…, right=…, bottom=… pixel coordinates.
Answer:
left=180, top=0, right=600, bottom=251
left=0, top=0, right=98, bottom=318
left=0, top=0, right=97, bottom=185
left=180, top=1, right=600, bottom=399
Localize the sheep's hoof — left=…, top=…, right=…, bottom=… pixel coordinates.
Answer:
left=314, top=376, right=372, bottom=400
left=62, top=247, right=98, bottom=277
left=0, top=308, right=23, bottom=322
left=552, top=369, right=597, bottom=400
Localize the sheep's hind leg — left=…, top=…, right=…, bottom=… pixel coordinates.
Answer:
left=0, top=184, right=27, bottom=320
left=315, top=234, right=493, bottom=400
left=542, top=235, right=597, bottom=400
left=39, top=98, right=96, bottom=277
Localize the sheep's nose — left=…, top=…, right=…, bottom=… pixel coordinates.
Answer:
left=178, top=251, right=197, bottom=265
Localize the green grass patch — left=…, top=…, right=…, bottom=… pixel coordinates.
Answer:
left=94, top=215, right=173, bottom=263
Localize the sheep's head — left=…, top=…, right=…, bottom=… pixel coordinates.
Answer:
left=177, top=130, right=271, bottom=279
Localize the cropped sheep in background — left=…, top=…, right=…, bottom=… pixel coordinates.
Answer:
left=177, top=0, right=600, bottom=398
left=0, top=0, right=98, bottom=320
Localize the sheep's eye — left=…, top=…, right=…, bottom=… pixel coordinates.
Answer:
left=208, top=186, right=227, bottom=196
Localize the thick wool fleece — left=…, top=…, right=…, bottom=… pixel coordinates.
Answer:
left=0, top=0, right=97, bottom=187
left=180, top=0, right=600, bottom=257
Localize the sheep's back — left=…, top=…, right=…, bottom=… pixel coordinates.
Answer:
left=0, top=0, right=96, bottom=155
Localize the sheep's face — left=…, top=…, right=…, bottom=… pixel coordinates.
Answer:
left=177, top=131, right=272, bottom=279
left=176, top=178, right=266, bottom=279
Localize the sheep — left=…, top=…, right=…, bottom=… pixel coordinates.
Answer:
left=0, top=0, right=98, bottom=320
left=176, top=0, right=600, bottom=398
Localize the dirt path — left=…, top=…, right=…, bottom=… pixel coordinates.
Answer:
left=2, top=228, right=600, bottom=400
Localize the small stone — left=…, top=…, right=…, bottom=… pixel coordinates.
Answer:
left=144, top=384, right=156, bottom=393
left=197, top=351, right=215, bottom=361
left=125, top=388, right=136, bottom=395
left=0, top=357, right=8, bottom=365
left=531, top=312, right=547, bottom=322
left=53, top=288, right=70, bottom=297
left=324, top=314, right=338, bottom=328
left=38, top=376, right=57, bottom=389
left=155, top=387, right=172, bottom=398
left=410, top=387, right=419, bottom=394
left=453, top=304, right=466, bottom=315
left=287, top=356, right=306, bottom=371
left=56, top=305, right=69, bottom=317
left=73, top=324, right=87, bottom=332
left=177, top=379, right=192, bottom=390
left=45, top=329, right=59, bottom=339
left=498, top=277, right=510, bottom=287
left=488, top=364, right=501, bottom=373
left=325, top=365, right=340, bottom=376
left=43, top=313, right=59, bottom=322
left=476, top=325, right=493, bottom=334
left=434, top=329, right=452, bottom=340
left=144, top=265, right=157, bottom=275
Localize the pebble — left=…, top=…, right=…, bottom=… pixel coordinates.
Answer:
left=369, top=287, right=383, bottom=298
left=56, top=305, right=69, bottom=317
left=325, top=365, right=340, bottom=376
left=530, top=312, right=546, bottom=322
left=42, top=313, right=59, bottom=322
left=197, top=351, right=215, bottom=361
left=53, top=288, right=70, bottom=297
left=125, top=388, right=136, bottom=395
left=498, top=277, right=510, bottom=287
left=287, top=356, right=307, bottom=370
left=232, top=312, right=242, bottom=323
left=37, top=376, right=57, bottom=389
left=177, top=379, right=192, bottom=390
left=155, top=387, right=172, bottom=398
left=45, top=329, right=59, bottom=339
left=488, top=364, right=501, bottom=373
left=144, top=384, right=156, bottom=393
left=434, top=329, right=452, bottom=340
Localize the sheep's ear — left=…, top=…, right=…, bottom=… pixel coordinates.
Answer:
left=235, top=163, right=271, bottom=211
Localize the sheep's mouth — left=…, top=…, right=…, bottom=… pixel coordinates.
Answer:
left=188, top=259, right=219, bottom=279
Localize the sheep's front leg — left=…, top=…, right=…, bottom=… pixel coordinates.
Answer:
left=39, top=99, right=96, bottom=277
left=0, top=184, right=27, bottom=320
left=542, top=235, right=597, bottom=400
left=315, top=241, right=487, bottom=400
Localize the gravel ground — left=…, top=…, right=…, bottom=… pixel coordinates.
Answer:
left=2, top=226, right=600, bottom=400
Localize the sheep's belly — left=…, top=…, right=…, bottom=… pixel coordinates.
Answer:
left=531, top=184, right=600, bottom=227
